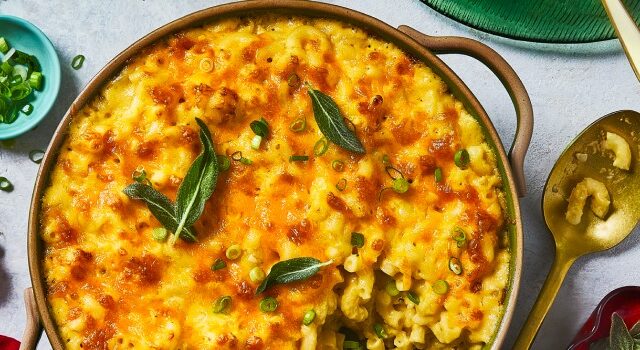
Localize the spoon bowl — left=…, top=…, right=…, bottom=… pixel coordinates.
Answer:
left=515, top=110, right=640, bottom=349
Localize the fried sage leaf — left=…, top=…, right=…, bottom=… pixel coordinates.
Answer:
left=306, top=86, right=365, bottom=154
left=256, top=257, right=332, bottom=294
left=123, top=183, right=197, bottom=242
left=174, top=118, right=219, bottom=240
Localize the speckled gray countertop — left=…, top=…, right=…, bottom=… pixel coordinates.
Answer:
left=0, top=1, right=639, bottom=349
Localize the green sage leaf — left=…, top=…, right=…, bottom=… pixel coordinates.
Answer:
left=307, top=86, right=365, bottom=154
left=123, top=182, right=196, bottom=242
left=174, top=118, right=219, bottom=239
left=611, top=313, right=635, bottom=350
left=256, top=257, right=332, bottom=294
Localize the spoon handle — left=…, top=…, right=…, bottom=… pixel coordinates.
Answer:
left=513, top=250, right=577, bottom=349
left=601, top=0, right=640, bottom=81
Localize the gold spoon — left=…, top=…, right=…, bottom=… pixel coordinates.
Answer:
left=601, top=0, right=640, bottom=81
left=514, top=110, right=640, bottom=349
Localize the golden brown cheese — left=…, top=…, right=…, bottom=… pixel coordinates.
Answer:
left=41, top=15, right=510, bottom=350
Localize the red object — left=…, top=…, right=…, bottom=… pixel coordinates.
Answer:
left=0, top=335, right=20, bottom=350
left=568, top=286, right=640, bottom=350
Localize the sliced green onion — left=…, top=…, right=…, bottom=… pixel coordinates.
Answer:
left=290, top=155, right=309, bottom=162
left=313, top=138, right=329, bottom=156
left=287, top=73, right=301, bottom=88
left=336, top=178, right=347, bottom=191
left=12, top=66, right=27, bottom=81
left=28, top=71, right=42, bottom=90
left=385, top=166, right=403, bottom=180
left=289, top=118, right=306, bottom=132
left=2, top=48, right=15, bottom=63
left=213, top=295, right=232, bottom=314
left=250, top=117, right=269, bottom=137
left=382, top=154, right=391, bottom=166
left=152, top=227, right=168, bottom=241
left=454, top=149, right=470, bottom=169
left=132, top=166, right=147, bottom=183
left=0, top=62, right=11, bottom=75
left=343, top=340, right=363, bottom=349
left=249, top=266, right=265, bottom=283
left=434, top=167, right=443, bottom=182
left=392, top=178, right=409, bottom=194
left=217, top=155, right=230, bottom=171
left=0, top=177, right=13, bottom=192
left=407, top=291, right=420, bottom=305
left=373, top=323, right=388, bottom=339
left=71, top=55, right=85, bottom=70
left=432, top=280, right=449, bottom=295
left=452, top=227, right=466, bottom=247
left=21, top=103, right=33, bottom=116
left=350, top=232, right=364, bottom=248
left=231, top=151, right=243, bottom=161
left=259, top=296, right=278, bottom=312
left=251, top=135, right=263, bottom=150
left=211, top=258, right=226, bottom=271
left=449, top=257, right=463, bottom=275
left=302, top=309, right=316, bottom=325
left=226, top=244, right=242, bottom=260
left=385, top=281, right=399, bottom=297
left=10, top=83, right=31, bottom=101
left=331, top=159, right=345, bottom=172
left=0, top=83, right=10, bottom=98
left=28, top=149, right=44, bottom=164
left=0, top=37, right=9, bottom=54
left=239, top=157, right=253, bottom=165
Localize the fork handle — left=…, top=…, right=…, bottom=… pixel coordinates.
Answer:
left=602, top=0, right=640, bottom=81
left=513, top=250, right=577, bottom=349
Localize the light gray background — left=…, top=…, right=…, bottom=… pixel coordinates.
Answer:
left=0, top=1, right=639, bottom=349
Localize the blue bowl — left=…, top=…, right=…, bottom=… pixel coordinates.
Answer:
left=0, top=15, right=61, bottom=140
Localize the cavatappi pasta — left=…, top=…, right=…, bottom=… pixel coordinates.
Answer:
left=40, top=15, right=511, bottom=350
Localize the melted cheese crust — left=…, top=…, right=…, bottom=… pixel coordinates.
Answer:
left=41, top=15, right=510, bottom=350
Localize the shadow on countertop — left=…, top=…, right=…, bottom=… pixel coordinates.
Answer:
left=0, top=241, right=12, bottom=307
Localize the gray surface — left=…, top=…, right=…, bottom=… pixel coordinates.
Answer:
left=0, top=0, right=639, bottom=349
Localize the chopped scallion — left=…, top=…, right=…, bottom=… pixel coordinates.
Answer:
left=392, top=178, right=409, bottom=194
left=434, top=167, right=443, bottom=182
left=217, top=155, right=230, bottom=171
left=225, top=244, right=242, bottom=260
left=452, top=227, right=466, bottom=247
left=132, top=166, right=147, bottom=183
left=152, top=227, right=168, bottom=241
left=289, top=118, right=306, bottom=132
left=231, top=151, right=243, bottom=161
left=249, top=266, right=265, bottom=283
left=259, top=296, right=278, bottom=312
left=336, top=178, right=347, bottom=191
left=313, top=137, right=329, bottom=156
left=407, top=291, right=420, bottom=305
left=432, top=279, right=449, bottom=295
left=385, top=281, right=399, bottom=297
left=373, top=323, right=388, bottom=339
left=0, top=37, right=9, bottom=54
left=454, top=149, right=470, bottom=169
left=449, top=257, right=463, bottom=275
left=290, top=155, right=309, bottom=162
left=385, top=166, right=403, bottom=180
left=343, top=340, right=363, bottom=349
left=211, top=258, right=226, bottom=271
left=71, top=54, right=85, bottom=70
left=250, top=117, right=269, bottom=137
left=382, top=154, right=391, bottom=166
left=28, top=149, right=44, bottom=164
left=251, top=134, right=262, bottom=150
left=239, top=157, right=253, bottom=165
left=28, top=71, right=42, bottom=90
left=212, top=295, right=232, bottom=314
left=0, top=176, right=13, bottom=192
left=331, top=159, right=345, bottom=172
left=287, top=73, right=301, bottom=88
left=21, top=103, right=33, bottom=115
left=302, top=309, right=316, bottom=325
left=350, top=232, right=364, bottom=248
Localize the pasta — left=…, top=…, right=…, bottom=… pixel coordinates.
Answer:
left=566, top=178, right=610, bottom=225
left=40, top=15, right=510, bottom=349
left=603, top=131, right=632, bottom=170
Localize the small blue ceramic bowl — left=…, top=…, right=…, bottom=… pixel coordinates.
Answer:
left=0, top=15, right=61, bottom=140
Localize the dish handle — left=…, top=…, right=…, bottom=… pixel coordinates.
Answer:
left=398, top=25, right=532, bottom=197
left=19, top=288, right=41, bottom=350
